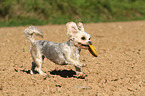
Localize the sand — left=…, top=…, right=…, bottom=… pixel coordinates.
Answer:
left=0, top=21, right=145, bottom=96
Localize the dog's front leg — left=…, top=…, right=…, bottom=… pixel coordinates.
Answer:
left=64, top=55, right=86, bottom=78
left=66, top=59, right=86, bottom=78
left=64, top=55, right=86, bottom=67
left=75, top=66, right=86, bottom=79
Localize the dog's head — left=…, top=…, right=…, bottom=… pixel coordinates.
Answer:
left=66, top=22, right=92, bottom=49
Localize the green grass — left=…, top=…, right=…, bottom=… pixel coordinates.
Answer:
left=0, top=0, right=145, bottom=27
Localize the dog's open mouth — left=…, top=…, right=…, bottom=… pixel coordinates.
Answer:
left=78, top=43, right=89, bottom=49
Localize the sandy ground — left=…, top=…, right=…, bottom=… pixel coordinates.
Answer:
left=0, top=21, right=145, bottom=96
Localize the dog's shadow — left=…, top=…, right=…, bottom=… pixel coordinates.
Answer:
left=49, top=69, right=76, bottom=78
left=21, top=69, right=76, bottom=78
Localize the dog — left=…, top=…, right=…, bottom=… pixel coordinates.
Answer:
left=24, top=22, right=92, bottom=78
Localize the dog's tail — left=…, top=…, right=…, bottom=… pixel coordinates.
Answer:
left=24, top=25, right=43, bottom=43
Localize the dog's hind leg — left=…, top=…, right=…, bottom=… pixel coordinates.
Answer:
left=30, top=61, right=37, bottom=74
left=35, top=57, right=46, bottom=76
left=30, top=45, right=47, bottom=76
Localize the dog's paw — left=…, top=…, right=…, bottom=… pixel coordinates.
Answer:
left=30, top=70, right=37, bottom=74
left=39, top=71, right=47, bottom=76
left=40, top=72, right=47, bottom=76
left=78, top=63, right=87, bottom=67
left=76, top=72, right=86, bottom=79
left=30, top=70, right=34, bottom=74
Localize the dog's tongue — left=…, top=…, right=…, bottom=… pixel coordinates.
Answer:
left=88, top=45, right=97, bottom=57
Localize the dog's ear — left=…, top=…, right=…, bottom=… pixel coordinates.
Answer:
left=66, top=22, right=79, bottom=39
left=77, top=22, right=84, bottom=32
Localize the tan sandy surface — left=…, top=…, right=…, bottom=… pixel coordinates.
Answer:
left=0, top=21, right=145, bottom=96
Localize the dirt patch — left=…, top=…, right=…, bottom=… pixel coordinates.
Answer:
left=0, top=21, right=145, bottom=96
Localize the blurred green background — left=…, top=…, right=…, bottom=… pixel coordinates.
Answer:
left=0, top=0, right=145, bottom=27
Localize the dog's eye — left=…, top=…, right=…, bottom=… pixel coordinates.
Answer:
left=81, top=36, right=86, bottom=40
left=89, top=38, right=91, bottom=40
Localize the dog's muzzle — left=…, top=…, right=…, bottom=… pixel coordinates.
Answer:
left=88, top=41, right=92, bottom=45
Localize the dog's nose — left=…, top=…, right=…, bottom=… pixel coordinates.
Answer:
left=88, top=41, right=92, bottom=45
